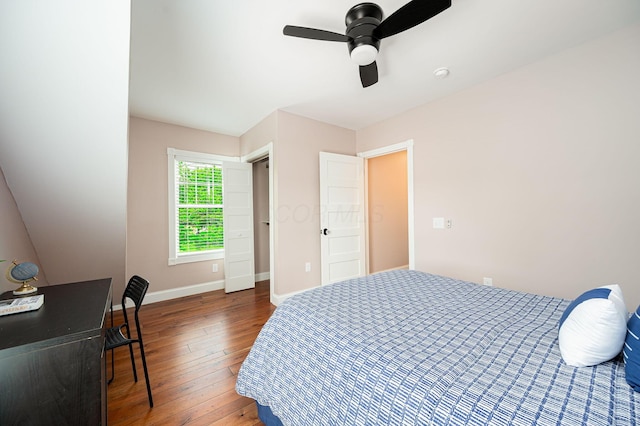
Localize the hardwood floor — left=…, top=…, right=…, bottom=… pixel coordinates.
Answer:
left=107, top=280, right=276, bottom=425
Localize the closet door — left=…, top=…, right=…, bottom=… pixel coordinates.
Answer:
left=223, top=161, right=255, bottom=293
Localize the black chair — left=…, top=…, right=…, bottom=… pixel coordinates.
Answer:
left=106, top=275, right=153, bottom=407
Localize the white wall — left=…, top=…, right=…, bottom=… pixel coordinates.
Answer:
left=0, top=1, right=131, bottom=297
left=357, top=23, right=640, bottom=310
left=0, top=167, right=48, bottom=293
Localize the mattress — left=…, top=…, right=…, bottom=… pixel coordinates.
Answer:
left=236, top=270, right=639, bottom=425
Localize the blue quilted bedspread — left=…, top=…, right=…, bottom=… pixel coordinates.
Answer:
left=236, top=270, right=639, bottom=425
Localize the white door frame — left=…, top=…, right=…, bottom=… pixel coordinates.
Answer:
left=241, top=142, right=275, bottom=304
left=357, top=139, right=415, bottom=271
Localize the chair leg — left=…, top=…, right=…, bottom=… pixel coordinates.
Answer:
left=128, top=342, right=138, bottom=382
left=108, top=348, right=115, bottom=384
left=138, top=340, right=154, bottom=407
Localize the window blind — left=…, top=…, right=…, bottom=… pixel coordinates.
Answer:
left=175, top=160, right=223, bottom=253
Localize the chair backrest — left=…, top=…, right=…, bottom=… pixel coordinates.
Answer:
left=122, top=275, right=150, bottom=312
left=121, top=276, right=150, bottom=340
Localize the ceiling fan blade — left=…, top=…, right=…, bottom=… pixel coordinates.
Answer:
left=374, top=0, right=451, bottom=40
left=359, top=62, right=378, bottom=88
left=283, top=25, right=350, bottom=42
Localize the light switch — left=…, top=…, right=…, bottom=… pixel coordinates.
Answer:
left=433, top=217, right=445, bottom=229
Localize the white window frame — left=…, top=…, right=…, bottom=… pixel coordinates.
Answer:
left=167, top=148, right=239, bottom=265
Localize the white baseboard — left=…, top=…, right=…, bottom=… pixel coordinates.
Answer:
left=114, top=268, right=406, bottom=310
left=271, top=286, right=316, bottom=306
left=255, top=272, right=270, bottom=282
left=372, top=264, right=410, bottom=274
left=270, top=267, right=409, bottom=306
left=113, top=279, right=225, bottom=311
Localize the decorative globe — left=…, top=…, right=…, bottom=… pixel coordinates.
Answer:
left=6, top=261, right=39, bottom=295
left=10, top=262, right=39, bottom=282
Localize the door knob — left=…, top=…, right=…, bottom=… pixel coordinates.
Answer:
left=322, top=228, right=330, bottom=235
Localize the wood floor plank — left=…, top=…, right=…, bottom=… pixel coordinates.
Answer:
left=209, top=400, right=261, bottom=426
left=107, top=280, right=274, bottom=425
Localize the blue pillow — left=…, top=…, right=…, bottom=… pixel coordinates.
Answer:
left=558, top=285, right=628, bottom=367
left=624, top=305, right=640, bottom=391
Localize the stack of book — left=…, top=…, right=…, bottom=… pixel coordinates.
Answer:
left=0, top=294, right=44, bottom=316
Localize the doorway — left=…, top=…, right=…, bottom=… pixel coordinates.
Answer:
left=242, top=143, right=275, bottom=303
left=359, top=139, right=415, bottom=273
left=366, top=150, right=409, bottom=273
left=252, top=157, right=270, bottom=282
left=318, top=140, right=415, bottom=283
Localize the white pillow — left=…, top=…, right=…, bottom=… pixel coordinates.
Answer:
left=558, top=284, right=628, bottom=367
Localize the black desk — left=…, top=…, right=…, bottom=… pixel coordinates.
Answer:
left=0, top=278, right=112, bottom=425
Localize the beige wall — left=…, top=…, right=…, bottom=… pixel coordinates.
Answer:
left=239, top=112, right=277, bottom=157
left=240, top=110, right=357, bottom=296
left=240, top=112, right=277, bottom=296
left=367, top=151, right=408, bottom=273
left=127, top=117, right=240, bottom=294
left=0, top=166, right=48, bottom=293
left=128, top=111, right=355, bottom=300
left=274, top=111, right=356, bottom=294
left=357, top=23, right=640, bottom=309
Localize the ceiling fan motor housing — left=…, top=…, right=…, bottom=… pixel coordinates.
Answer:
left=346, top=3, right=382, bottom=61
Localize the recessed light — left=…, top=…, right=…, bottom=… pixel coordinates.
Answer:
left=433, top=67, right=450, bottom=79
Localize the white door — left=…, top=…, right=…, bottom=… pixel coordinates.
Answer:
left=223, top=161, right=255, bottom=293
left=319, top=152, right=366, bottom=285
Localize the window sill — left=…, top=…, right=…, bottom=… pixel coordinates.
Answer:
left=168, top=250, right=224, bottom=265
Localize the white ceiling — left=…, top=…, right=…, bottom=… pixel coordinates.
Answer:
left=129, top=0, right=640, bottom=137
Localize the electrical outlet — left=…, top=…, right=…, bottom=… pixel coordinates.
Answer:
left=212, top=263, right=218, bottom=273
left=305, top=262, right=311, bottom=272
left=483, top=277, right=493, bottom=286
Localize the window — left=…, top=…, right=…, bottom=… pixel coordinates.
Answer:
left=177, top=161, right=223, bottom=251
left=168, top=148, right=237, bottom=265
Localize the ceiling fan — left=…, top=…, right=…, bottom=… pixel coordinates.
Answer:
left=283, top=0, right=452, bottom=88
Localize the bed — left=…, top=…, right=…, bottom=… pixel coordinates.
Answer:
left=235, top=270, right=639, bottom=425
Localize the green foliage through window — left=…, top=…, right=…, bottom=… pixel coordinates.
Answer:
left=176, top=161, right=223, bottom=253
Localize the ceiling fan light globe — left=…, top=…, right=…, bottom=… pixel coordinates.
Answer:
left=350, top=44, right=377, bottom=66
